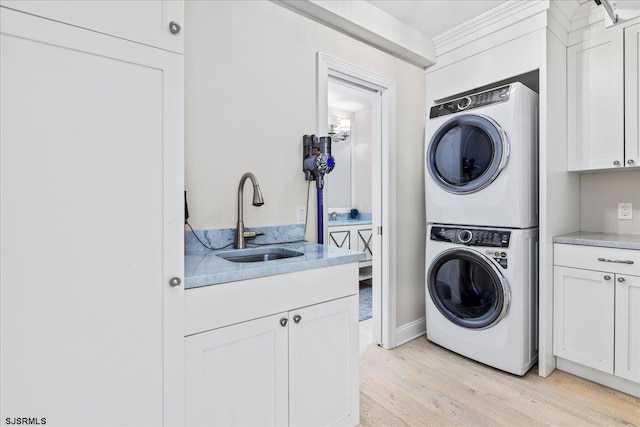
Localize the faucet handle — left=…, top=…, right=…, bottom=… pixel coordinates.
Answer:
left=243, top=231, right=265, bottom=239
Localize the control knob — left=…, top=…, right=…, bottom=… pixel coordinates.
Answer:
left=458, top=229, right=473, bottom=244
left=457, top=96, right=472, bottom=110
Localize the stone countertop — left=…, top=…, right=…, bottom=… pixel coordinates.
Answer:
left=553, top=231, right=640, bottom=250
left=185, top=242, right=365, bottom=289
left=327, top=212, right=372, bottom=227
left=328, top=219, right=373, bottom=227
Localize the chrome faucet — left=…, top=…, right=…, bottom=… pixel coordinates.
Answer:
left=235, top=172, right=264, bottom=249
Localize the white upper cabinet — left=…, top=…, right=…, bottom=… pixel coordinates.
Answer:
left=567, top=26, right=624, bottom=171
left=0, top=0, right=184, bottom=53
left=625, top=23, right=640, bottom=168
left=568, top=22, right=640, bottom=171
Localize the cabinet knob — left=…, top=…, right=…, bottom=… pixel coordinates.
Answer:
left=613, top=160, right=621, bottom=166
left=169, top=21, right=181, bottom=35
left=628, top=159, right=636, bottom=165
left=618, top=277, right=626, bottom=283
left=169, top=277, right=182, bottom=287
left=293, top=314, right=302, bottom=324
left=604, top=275, right=611, bottom=280
left=279, top=318, right=288, bottom=327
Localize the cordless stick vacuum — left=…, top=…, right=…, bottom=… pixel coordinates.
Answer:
left=302, top=134, right=335, bottom=244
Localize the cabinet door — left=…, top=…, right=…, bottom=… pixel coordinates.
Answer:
left=329, top=227, right=351, bottom=249
left=625, top=23, right=640, bottom=168
left=553, top=266, right=614, bottom=373
left=0, top=9, right=183, bottom=425
left=0, top=0, right=184, bottom=53
left=567, top=27, right=624, bottom=171
left=185, top=313, right=289, bottom=427
left=289, top=296, right=359, bottom=427
left=356, top=227, right=373, bottom=262
left=615, top=275, right=640, bottom=383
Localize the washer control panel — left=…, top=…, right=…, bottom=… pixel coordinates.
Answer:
left=430, top=226, right=511, bottom=248
left=429, top=85, right=511, bottom=118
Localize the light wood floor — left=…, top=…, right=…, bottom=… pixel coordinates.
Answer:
left=358, top=319, right=640, bottom=426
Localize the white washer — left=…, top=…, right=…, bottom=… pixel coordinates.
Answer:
left=425, top=224, right=538, bottom=375
left=425, top=83, right=538, bottom=228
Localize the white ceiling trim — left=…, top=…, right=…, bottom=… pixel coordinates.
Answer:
left=432, top=0, right=550, bottom=56
left=275, top=0, right=436, bottom=68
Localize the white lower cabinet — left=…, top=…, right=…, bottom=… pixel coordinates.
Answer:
left=184, top=263, right=360, bottom=426
left=553, top=244, right=640, bottom=395
left=615, top=274, right=640, bottom=383
left=553, top=266, right=615, bottom=373
left=185, top=313, right=289, bottom=426
left=289, top=297, right=358, bottom=427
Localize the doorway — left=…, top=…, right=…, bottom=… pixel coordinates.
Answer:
left=316, top=52, right=396, bottom=349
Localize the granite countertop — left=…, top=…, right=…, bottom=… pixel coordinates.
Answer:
left=185, top=241, right=365, bottom=289
left=553, top=231, right=640, bottom=250
left=328, top=219, right=373, bottom=227
left=328, top=212, right=373, bottom=227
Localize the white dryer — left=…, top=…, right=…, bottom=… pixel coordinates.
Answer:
left=425, top=224, right=538, bottom=375
left=425, top=83, right=538, bottom=228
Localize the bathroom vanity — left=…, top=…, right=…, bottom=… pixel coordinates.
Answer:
left=184, top=241, right=363, bottom=426
left=328, top=213, right=373, bottom=281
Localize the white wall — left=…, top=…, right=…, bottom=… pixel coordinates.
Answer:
left=185, top=1, right=426, bottom=328
left=580, top=171, right=640, bottom=234
left=354, top=108, right=373, bottom=213
left=326, top=107, right=354, bottom=209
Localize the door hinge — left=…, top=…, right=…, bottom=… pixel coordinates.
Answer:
left=377, top=226, right=382, bottom=235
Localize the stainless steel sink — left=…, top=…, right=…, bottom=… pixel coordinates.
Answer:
left=217, top=248, right=304, bottom=263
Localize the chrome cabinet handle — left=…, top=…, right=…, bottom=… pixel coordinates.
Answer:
left=169, top=277, right=182, bottom=287
left=628, top=159, right=636, bottom=165
left=614, top=160, right=621, bottom=166
left=279, top=318, right=288, bottom=327
left=604, top=275, right=611, bottom=280
left=293, top=314, right=302, bottom=324
left=169, top=21, right=181, bottom=34
left=598, top=257, right=634, bottom=265
left=618, top=277, right=626, bottom=283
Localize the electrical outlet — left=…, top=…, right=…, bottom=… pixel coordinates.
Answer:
left=618, top=202, right=633, bottom=220
left=296, top=206, right=306, bottom=224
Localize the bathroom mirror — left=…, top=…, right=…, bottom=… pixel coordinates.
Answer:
left=326, top=78, right=375, bottom=212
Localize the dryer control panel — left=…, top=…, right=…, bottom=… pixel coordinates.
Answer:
left=430, top=226, right=511, bottom=248
left=429, top=85, right=511, bottom=118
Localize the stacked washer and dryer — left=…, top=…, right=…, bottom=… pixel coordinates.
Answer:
left=424, top=83, right=539, bottom=376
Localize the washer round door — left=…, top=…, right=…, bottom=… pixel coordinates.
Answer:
left=426, top=114, right=508, bottom=194
left=427, top=248, right=510, bottom=329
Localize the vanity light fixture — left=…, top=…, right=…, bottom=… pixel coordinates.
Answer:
left=328, top=116, right=351, bottom=141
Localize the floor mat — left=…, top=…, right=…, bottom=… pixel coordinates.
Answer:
left=359, top=286, right=372, bottom=321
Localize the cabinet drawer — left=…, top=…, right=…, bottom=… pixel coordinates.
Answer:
left=184, top=263, right=358, bottom=336
left=554, top=244, right=640, bottom=275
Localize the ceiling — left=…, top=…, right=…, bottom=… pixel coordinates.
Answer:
left=367, top=0, right=509, bottom=39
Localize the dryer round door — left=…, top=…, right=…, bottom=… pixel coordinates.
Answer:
left=426, top=114, right=508, bottom=194
left=427, top=248, right=510, bottom=329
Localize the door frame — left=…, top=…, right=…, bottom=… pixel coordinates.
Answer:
left=316, top=52, right=397, bottom=348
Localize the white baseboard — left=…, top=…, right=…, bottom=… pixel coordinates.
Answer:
left=395, top=317, right=426, bottom=347
left=557, top=358, right=640, bottom=398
